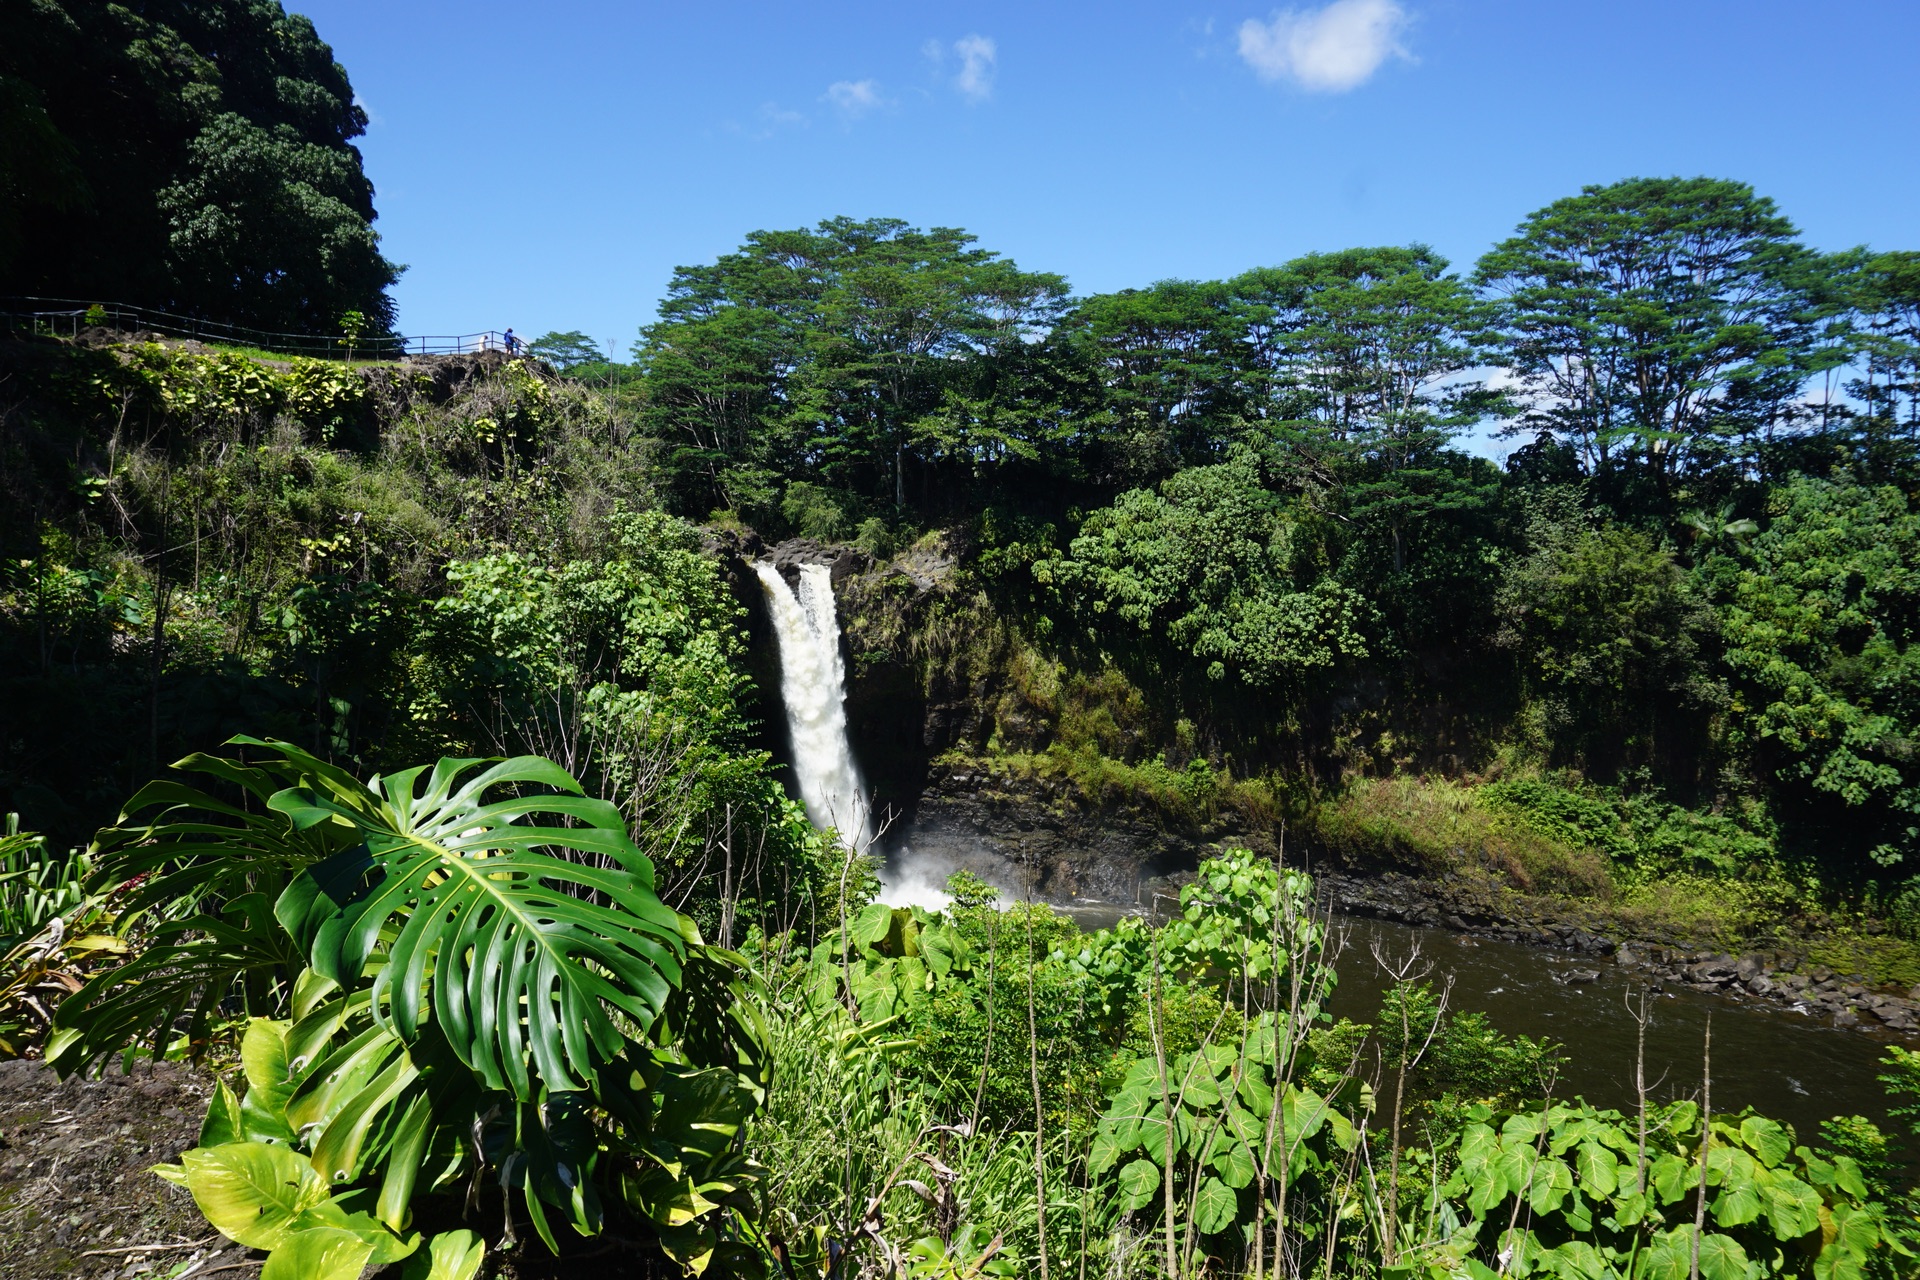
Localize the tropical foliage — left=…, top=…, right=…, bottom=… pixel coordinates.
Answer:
left=0, top=0, right=399, bottom=330
left=54, top=739, right=771, bottom=1276
left=7, top=105, right=1920, bottom=1274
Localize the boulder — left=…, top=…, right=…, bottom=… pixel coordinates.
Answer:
left=1690, top=956, right=1737, bottom=982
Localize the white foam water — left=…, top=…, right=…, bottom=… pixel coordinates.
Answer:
left=753, top=561, right=873, bottom=851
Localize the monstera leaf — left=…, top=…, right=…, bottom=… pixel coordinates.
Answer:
left=65, top=741, right=767, bottom=1271
left=268, top=750, right=687, bottom=1095
left=55, top=739, right=687, bottom=1096
left=50, top=739, right=367, bottom=1071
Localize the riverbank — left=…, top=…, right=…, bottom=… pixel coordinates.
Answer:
left=893, top=761, right=1920, bottom=1041
left=1320, top=869, right=1920, bottom=1037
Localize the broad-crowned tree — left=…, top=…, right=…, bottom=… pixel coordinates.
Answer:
left=526, top=330, right=610, bottom=372
left=1475, top=177, right=1841, bottom=512
left=0, top=0, right=399, bottom=333
left=638, top=217, right=1066, bottom=521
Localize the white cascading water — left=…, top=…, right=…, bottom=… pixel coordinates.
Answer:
left=753, top=560, right=950, bottom=909
left=754, top=562, right=874, bottom=853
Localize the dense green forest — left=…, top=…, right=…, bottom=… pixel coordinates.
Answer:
left=4, top=2, right=1920, bottom=1275
left=3, top=181, right=1919, bottom=1276
left=14, top=184, right=1917, bottom=902
left=619, top=190, right=1920, bottom=908
left=1, top=0, right=399, bottom=331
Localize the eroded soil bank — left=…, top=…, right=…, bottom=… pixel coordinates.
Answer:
left=0, top=1061, right=216, bottom=1279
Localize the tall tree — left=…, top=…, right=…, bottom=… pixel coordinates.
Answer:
left=638, top=217, right=1067, bottom=520
left=1842, top=251, right=1920, bottom=479
left=1053, top=280, right=1251, bottom=482
left=526, top=330, right=611, bottom=372
left=1474, top=177, right=1840, bottom=510
left=1236, top=247, right=1497, bottom=572
left=0, top=0, right=399, bottom=332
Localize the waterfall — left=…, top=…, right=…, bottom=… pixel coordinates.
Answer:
left=753, top=562, right=873, bottom=852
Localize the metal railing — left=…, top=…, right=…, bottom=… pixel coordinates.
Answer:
left=0, top=297, right=530, bottom=360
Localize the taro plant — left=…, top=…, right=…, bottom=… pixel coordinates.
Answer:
left=1419, top=1100, right=1913, bottom=1280
left=50, top=738, right=772, bottom=1277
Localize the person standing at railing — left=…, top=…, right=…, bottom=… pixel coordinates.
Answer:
left=503, top=328, right=521, bottom=356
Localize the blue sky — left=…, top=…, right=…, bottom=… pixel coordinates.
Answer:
left=300, top=0, right=1919, bottom=357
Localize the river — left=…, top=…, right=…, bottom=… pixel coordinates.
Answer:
left=1325, top=914, right=1900, bottom=1142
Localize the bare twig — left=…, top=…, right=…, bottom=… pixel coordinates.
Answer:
left=79, top=1233, right=218, bottom=1257
left=1691, top=1015, right=1712, bottom=1280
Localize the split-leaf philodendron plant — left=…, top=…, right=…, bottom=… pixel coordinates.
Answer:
left=48, top=737, right=770, bottom=1279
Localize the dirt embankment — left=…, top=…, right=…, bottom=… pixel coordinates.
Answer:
left=0, top=1060, right=230, bottom=1279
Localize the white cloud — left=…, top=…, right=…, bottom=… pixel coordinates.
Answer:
left=953, top=34, right=997, bottom=102
left=824, top=79, right=885, bottom=118
left=1238, top=0, right=1408, bottom=92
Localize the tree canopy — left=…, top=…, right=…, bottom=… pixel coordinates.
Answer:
left=0, top=0, right=399, bottom=332
left=1475, top=177, right=1842, bottom=506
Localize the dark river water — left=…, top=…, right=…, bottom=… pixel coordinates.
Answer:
left=894, top=844, right=1901, bottom=1143
left=1323, top=914, right=1899, bottom=1142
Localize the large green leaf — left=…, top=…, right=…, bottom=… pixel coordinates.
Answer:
left=1573, top=1140, right=1617, bottom=1198
left=259, top=1227, right=373, bottom=1280
left=240, top=1018, right=301, bottom=1145
left=1761, top=1177, right=1821, bottom=1240
left=1639, top=1228, right=1691, bottom=1280
left=182, top=1140, right=334, bottom=1249
left=1695, top=1232, right=1750, bottom=1280
left=271, top=752, right=686, bottom=1095
left=1527, top=1155, right=1574, bottom=1216
left=1211, top=1138, right=1256, bottom=1190
left=50, top=740, right=391, bottom=1073
left=1649, top=1152, right=1695, bottom=1203
left=1087, top=1127, right=1123, bottom=1178
left=400, top=1230, right=487, bottom=1280
left=48, top=891, right=304, bottom=1074
left=1107, top=1085, right=1151, bottom=1147
left=1546, top=1240, right=1609, bottom=1280
left=1191, top=1175, right=1239, bottom=1235
left=200, top=1081, right=244, bottom=1147
left=1740, top=1116, right=1791, bottom=1166
left=89, top=746, right=366, bottom=915
left=1117, top=1157, right=1161, bottom=1211
left=1711, top=1180, right=1763, bottom=1229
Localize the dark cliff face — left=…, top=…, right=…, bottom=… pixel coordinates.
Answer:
left=705, top=530, right=789, bottom=785
left=761, top=538, right=868, bottom=588
left=903, top=764, right=1265, bottom=906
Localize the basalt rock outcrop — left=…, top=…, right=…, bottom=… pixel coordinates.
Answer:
left=891, top=762, right=1271, bottom=907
